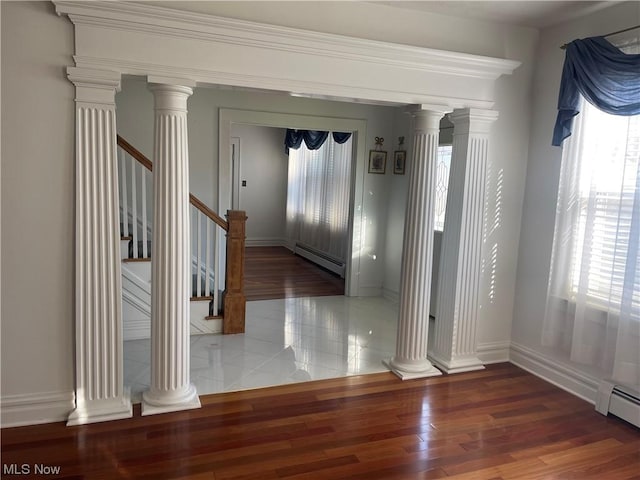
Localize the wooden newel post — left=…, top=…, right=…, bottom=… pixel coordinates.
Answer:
left=223, top=210, right=247, bottom=334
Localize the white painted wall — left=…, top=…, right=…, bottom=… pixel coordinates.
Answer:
left=229, top=124, right=288, bottom=245
left=1, top=1, right=76, bottom=425
left=512, top=1, right=639, bottom=393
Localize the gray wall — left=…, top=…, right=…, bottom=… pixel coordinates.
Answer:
left=1, top=1, right=75, bottom=414
left=230, top=124, right=288, bottom=245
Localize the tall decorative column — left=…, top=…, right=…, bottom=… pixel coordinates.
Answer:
left=142, top=79, right=200, bottom=415
left=385, top=106, right=445, bottom=379
left=430, top=108, right=498, bottom=373
left=67, top=67, right=132, bottom=425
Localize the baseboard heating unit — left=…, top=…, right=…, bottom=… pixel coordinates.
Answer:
left=595, top=380, right=640, bottom=428
left=294, top=243, right=345, bottom=278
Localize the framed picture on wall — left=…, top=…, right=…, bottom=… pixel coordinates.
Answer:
left=393, top=150, right=406, bottom=174
left=368, top=150, right=387, bottom=174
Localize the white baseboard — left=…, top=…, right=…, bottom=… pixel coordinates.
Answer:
left=1, top=391, right=75, bottom=428
left=509, top=342, right=600, bottom=404
left=123, top=319, right=151, bottom=340
left=477, top=341, right=511, bottom=364
left=246, top=237, right=287, bottom=247
left=382, top=288, right=399, bottom=303
left=357, top=286, right=383, bottom=297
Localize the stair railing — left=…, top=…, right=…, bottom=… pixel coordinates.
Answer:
left=117, top=135, right=246, bottom=333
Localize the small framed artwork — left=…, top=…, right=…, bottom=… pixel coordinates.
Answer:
left=393, top=150, right=406, bottom=175
left=393, top=150, right=407, bottom=175
left=368, top=150, right=387, bottom=174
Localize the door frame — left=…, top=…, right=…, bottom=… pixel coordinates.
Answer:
left=219, top=109, right=367, bottom=297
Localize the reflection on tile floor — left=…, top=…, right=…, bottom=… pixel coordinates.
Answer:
left=124, top=296, right=398, bottom=403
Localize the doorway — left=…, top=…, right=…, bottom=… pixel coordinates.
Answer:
left=230, top=124, right=352, bottom=300
left=219, top=109, right=368, bottom=297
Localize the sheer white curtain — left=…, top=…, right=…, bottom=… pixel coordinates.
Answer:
left=286, top=136, right=352, bottom=264
left=543, top=97, right=640, bottom=388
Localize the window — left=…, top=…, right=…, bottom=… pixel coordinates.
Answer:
left=286, top=135, right=352, bottom=264
left=567, top=102, right=640, bottom=308
left=544, top=97, right=639, bottom=385
left=434, top=144, right=452, bottom=231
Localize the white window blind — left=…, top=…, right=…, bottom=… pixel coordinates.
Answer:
left=544, top=96, right=640, bottom=387
left=286, top=136, right=352, bottom=264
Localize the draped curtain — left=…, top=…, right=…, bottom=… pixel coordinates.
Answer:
left=286, top=133, right=352, bottom=264
left=552, top=36, right=640, bottom=146
left=545, top=37, right=640, bottom=389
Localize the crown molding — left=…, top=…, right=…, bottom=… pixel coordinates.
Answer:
left=54, top=1, right=520, bottom=82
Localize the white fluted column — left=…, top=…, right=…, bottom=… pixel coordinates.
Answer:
left=67, top=67, right=132, bottom=425
left=430, top=108, right=498, bottom=373
left=142, top=80, right=200, bottom=415
left=385, top=107, right=445, bottom=379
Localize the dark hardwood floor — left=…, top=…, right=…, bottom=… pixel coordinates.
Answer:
left=2, top=364, right=638, bottom=479
left=244, top=246, right=344, bottom=301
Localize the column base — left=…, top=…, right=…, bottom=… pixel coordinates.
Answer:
left=383, top=358, right=442, bottom=380
left=141, top=384, right=201, bottom=416
left=428, top=352, right=485, bottom=374
left=67, top=388, right=133, bottom=426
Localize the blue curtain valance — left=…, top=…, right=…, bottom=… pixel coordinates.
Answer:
left=552, top=36, right=640, bottom=146
left=285, top=129, right=352, bottom=153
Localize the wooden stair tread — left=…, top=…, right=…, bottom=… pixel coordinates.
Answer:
left=122, top=257, right=151, bottom=263
left=121, top=235, right=132, bottom=241
left=205, top=315, right=223, bottom=320
left=190, top=296, right=213, bottom=301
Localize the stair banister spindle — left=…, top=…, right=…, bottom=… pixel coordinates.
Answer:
left=213, top=225, right=219, bottom=316
left=117, top=135, right=241, bottom=330
left=141, top=163, right=148, bottom=258
left=130, top=155, right=139, bottom=259
left=119, top=149, right=129, bottom=238
left=205, top=218, right=211, bottom=300
left=196, top=210, right=202, bottom=298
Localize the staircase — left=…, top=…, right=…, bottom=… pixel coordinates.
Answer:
left=117, top=135, right=246, bottom=340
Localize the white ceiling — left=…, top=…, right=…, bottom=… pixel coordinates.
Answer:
left=371, top=1, right=619, bottom=28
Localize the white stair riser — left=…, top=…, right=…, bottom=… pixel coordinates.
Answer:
left=121, top=260, right=218, bottom=340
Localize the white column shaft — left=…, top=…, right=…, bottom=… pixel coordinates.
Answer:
left=67, top=67, right=132, bottom=426
left=143, top=83, right=200, bottom=415
left=386, top=109, right=444, bottom=379
left=431, top=108, right=498, bottom=373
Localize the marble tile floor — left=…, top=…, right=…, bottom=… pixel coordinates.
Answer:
left=124, top=295, right=399, bottom=403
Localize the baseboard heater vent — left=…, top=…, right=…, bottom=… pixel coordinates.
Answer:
left=294, top=243, right=345, bottom=278
left=595, top=380, right=640, bottom=428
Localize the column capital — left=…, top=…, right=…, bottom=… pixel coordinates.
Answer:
left=67, top=67, right=121, bottom=105
left=406, top=105, right=447, bottom=132
left=448, top=108, right=499, bottom=135
left=148, top=82, right=194, bottom=112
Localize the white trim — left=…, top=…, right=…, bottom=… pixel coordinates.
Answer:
left=357, top=286, right=383, bottom=297
left=75, top=55, right=497, bottom=110
left=509, top=342, right=600, bottom=404
left=122, top=319, right=150, bottom=341
left=382, top=288, right=400, bottom=304
left=54, top=1, right=519, bottom=80
left=53, top=1, right=520, bottom=109
left=1, top=391, right=75, bottom=428
left=477, top=341, right=510, bottom=364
